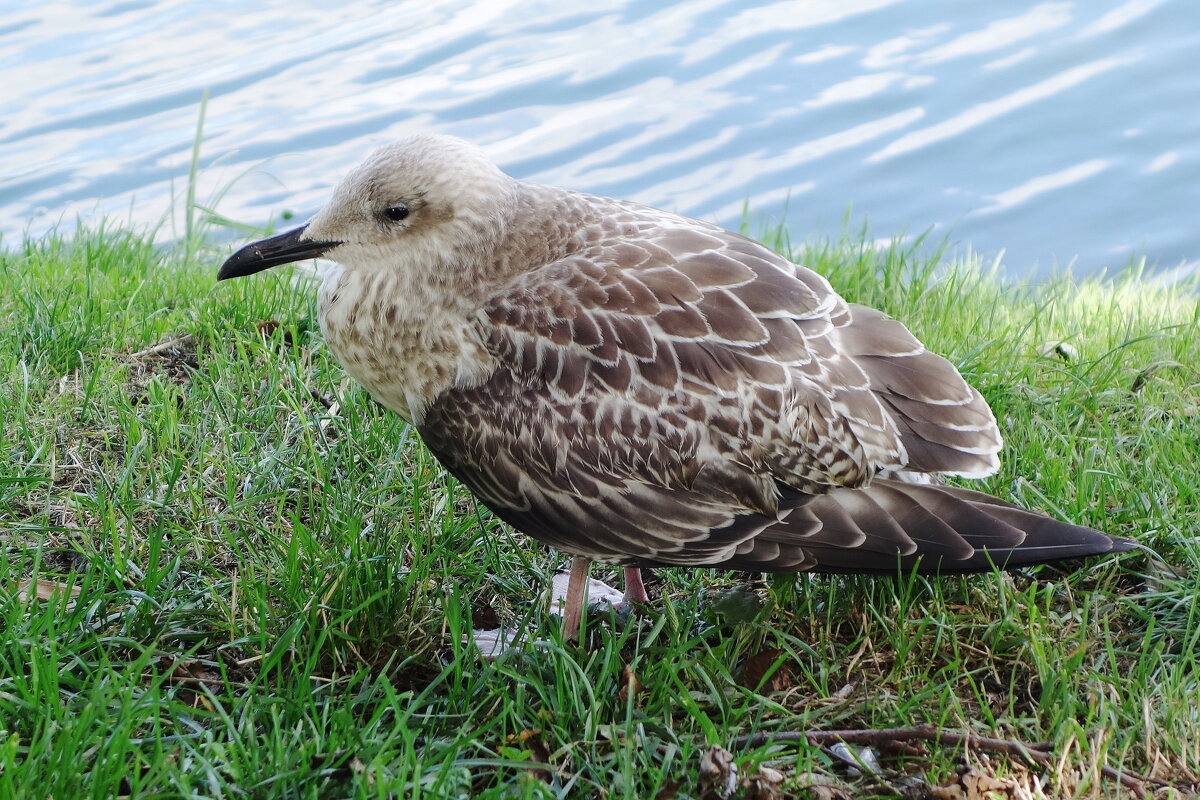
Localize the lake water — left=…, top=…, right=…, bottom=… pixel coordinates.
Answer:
left=2, top=0, right=1197, bottom=280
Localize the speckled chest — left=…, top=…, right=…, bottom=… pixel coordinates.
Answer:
left=317, top=267, right=492, bottom=423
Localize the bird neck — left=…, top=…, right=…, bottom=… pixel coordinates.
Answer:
left=482, top=181, right=605, bottom=285
left=317, top=265, right=495, bottom=424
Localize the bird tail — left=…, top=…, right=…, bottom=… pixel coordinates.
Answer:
left=737, top=479, right=1135, bottom=574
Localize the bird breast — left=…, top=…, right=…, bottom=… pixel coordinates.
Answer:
left=317, top=265, right=495, bottom=423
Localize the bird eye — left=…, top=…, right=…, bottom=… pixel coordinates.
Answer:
left=383, top=204, right=410, bottom=222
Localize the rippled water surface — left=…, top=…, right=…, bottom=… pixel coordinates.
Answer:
left=2, top=0, right=1197, bottom=278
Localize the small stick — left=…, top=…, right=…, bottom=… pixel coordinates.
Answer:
left=131, top=334, right=194, bottom=358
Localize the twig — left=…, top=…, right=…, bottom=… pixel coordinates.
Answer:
left=131, top=334, right=194, bottom=358
left=730, top=724, right=1167, bottom=796
left=307, top=389, right=335, bottom=410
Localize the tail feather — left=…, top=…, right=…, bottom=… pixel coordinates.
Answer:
left=842, top=304, right=1003, bottom=478
left=722, top=478, right=1133, bottom=574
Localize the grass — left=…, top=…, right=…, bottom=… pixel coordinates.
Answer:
left=0, top=216, right=1197, bottom=799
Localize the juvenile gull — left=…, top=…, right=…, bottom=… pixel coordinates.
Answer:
left=218, top=134, right=1134, bottom=640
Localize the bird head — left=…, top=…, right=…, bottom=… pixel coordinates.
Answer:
left=218, top=134, right=516, bottom=284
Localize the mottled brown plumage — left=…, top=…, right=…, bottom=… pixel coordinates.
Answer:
left=219, top=134, right=1134, bottom=639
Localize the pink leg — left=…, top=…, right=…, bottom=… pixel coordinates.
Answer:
left=623, top=567, right=649, bottom=605
left=561, top=556, right=591, bottom=641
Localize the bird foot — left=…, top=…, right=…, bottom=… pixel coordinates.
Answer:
left=469, top=572, right=627, bottom=657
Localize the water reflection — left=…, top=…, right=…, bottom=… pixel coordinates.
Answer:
left=0, top=0, right=1195, bottom=278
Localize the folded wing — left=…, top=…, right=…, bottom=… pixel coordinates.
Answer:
left=416, top=207, right=1127, bottom=570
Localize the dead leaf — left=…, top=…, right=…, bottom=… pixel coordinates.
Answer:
left=698, top=745, right=738, bottom=800
left=12, top=578, right=80, bottom=603
left=741, top=764, right=786, bottom=800
left=927, top=782, right=962, bottom=799
left=256, top=319, right=280, bottom=337
left=165, top=658, right=223, bottom=686
left=510, top=728, right=542, bottom=744
left=350, top=757, right=375, bottom=787
left=793, top=772, right=855, bottom=800
left=929, top=767, right=1030, bottom=799
left=618, top=665, right=645, bottom=703
left=741, top=648, right=793, bottom=692
left=470, top=601, right=501, bottom=631
left=654, top=778, right=683, bottom=800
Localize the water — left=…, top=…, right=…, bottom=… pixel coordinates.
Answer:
left=2, top=0, right=1197, bottom=280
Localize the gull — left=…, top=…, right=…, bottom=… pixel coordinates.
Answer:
left=218, top=134, right=1133, bottom=640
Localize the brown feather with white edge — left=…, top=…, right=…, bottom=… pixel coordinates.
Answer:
left=217, top=135, right=1134, bottom=637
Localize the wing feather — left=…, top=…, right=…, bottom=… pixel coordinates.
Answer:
left=416, top=203, right=1122, bottom=569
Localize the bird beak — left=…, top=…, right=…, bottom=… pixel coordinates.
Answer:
left=217, top=224, right=341, bottom=281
